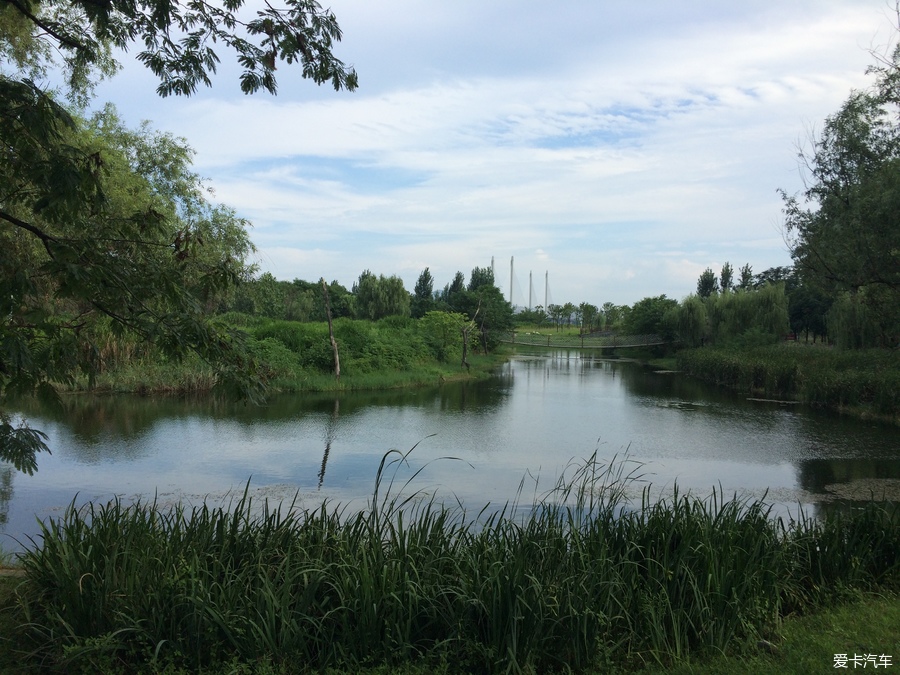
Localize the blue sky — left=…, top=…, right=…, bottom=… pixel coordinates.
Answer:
left=95, top=0, right=897, bottom=306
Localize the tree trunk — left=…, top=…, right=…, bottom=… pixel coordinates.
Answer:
left=321, top=278, right=340, bottom=381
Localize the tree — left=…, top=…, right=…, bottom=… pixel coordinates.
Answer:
left=579, top=302, right=599, bottom=333
left=782, top=18, right=900, bottom=345
left=754, top=266, right=796, bottom=291
left=547, top=304, right=564, bottom=331
left=624, top=296, right=678, bottom=337
left=697, top=268, right=719, bottom=298
left=738, top=264, right=754, bottom=291
left=720, top=262, right=734, bottom=293
left=467, top=266, right=495, bottom=292
left=411, top=267, right=434, bottom=318
left=418, top=311, right=469, bottom=362
left=352, top=271, right=410, bottom=320
left=788, top=283, right=832, bottom=343
left=1, top=104, right=262, bottom=472
left=601, top=302, right=623, bottom=331
left=2, top=0, right=357, bottom=100
left=1, top=0, right=357, bottom=472
left=674, top=295, right=708, bottom=347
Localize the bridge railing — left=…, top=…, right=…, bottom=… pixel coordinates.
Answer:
left=500, top=332, right=668, bottom=349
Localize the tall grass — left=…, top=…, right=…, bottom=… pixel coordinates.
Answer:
left=12, top=453, right=900, bottom=673
left=677, top=344, right=900, bottom=419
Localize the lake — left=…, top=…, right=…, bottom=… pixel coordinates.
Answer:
left=2, top=349, right=899, bottom=553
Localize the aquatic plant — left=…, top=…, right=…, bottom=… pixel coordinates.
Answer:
left=12, top=452, right=900, bottom=673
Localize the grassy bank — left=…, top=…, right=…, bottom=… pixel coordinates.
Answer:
left=3, top=453, right=898, bottom=674
left=676, top=343, right=900, bottom=423
left=69, top=314, right=505, bottom=395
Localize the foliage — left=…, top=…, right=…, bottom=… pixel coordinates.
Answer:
left=738, top=263, right=754, bottom=290
left=719, top=262, right=734, bottom=292
left=466, top=266, right=494, bottom=292
left=782, top=23, right=900, bottom=347
left=674, top=295, right=707, bottom=348
left=624, top=295, right=678, bottom=338
left=1, top=0, right=357, bottom=100
left=579, top=301, right=600, bottom=333
left=13, top=454, right=900, bottom=673
left=513, top=305, right=547, bottom=327
left=411, top=267, right=434, bottom=318
left=352, top=270, right=411, bottom=320
left=0, top=102, right=263, bottom=470
left=601, top=302, right=627, bottom=331
left=677, top=344, right=900, bottom=416
left=697, top=268, right=719, bottom=298
left=788, top=283, right=832, bottom=343
left=418, top=311, right=470, bottom=362
left=1, top=0, right=357, bottom=471
left=827, top=286, right=900, bottom=349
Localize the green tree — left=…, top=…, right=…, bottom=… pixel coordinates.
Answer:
left=781, top=28, right=900, bottom=347
left=738, top=264, right=754, bottom=291
left=438, top=271, right=466, bottom=310
left=579, top=302, right=599, bottom=333
left=547, top=304, right=564, bottom=331
left=753, top=266, right=796, bottom=290
left=1, top=105, right=263, bottom=472
left=561, top=302, right=576, bottom=328
left=788, top=283, right=832, bottom=343
left=411, top=267, right=435, bottom=318
left=514, top=305, right=547, bottom=326
left=720, top=262, right=734, bottom=293
left=467, top=266, right=494, bottom=292
left=697, top=268, right=719, bottom=298
left=0, top=0, right=356, bottom=471
left=2, top=0, right=357, bottom=100
left=352, top=271, right=410, bottom=320
left=624, top=295, right=678, bottom=337
left=418, top=311, right=469, bottom=362
left=601, top=302, right=623, bottom=331
left=674, top=295, right=708, bottom=347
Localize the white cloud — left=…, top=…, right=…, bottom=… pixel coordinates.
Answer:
left=92, top=0, right=893, bottom=304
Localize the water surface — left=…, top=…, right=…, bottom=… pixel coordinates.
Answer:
left=3, top=350, right=899, bottom=552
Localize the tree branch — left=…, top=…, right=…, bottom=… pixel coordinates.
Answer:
left=0, top=209, right=58, bottom=257
left=4, top=0, right=88, bottom=53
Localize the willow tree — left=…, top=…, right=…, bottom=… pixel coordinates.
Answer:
left=1, top=0, right=357, bottom=471
left=782, top=16, right=900, bottom=347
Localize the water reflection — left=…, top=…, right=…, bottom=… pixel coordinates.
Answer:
left=2, top=352, right=898, bottom=552
left=0, top=467, right=11, bottom=529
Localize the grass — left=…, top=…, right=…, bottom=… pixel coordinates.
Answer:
left=638, top=591, right=900, bottom=675
left=2, top=452, right=898, bottom=674
left=66, top=316, right=506, bottom=396
left=1, top=577, right=898, bottom=674
left=676, top=343, right=900, bottom=423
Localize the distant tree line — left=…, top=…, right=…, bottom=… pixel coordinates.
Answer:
left=222, top=265, right=514, bottom=353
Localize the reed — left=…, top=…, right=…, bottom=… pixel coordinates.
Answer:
left=12, top=453, right=900, bottom=673
left=677, top=344, right=900, bottom=419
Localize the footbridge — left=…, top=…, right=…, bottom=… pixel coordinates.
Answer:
left=501, top=332, right=673, bottom=350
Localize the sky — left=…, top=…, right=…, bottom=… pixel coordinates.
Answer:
left=93, top=0, right=898, bottom=307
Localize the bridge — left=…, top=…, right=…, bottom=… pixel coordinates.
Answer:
left=500, top=332, right=672, bottom=350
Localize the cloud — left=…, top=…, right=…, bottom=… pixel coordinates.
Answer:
left=93, top=0, right=891, bottom=304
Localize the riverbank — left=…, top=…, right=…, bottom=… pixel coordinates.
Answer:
left=66, top=314, right=507, bottom=395
left=676, top=343, right=900, bottom=425
left=2, top=454, right=897, bottom=674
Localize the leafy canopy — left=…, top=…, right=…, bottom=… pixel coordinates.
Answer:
left=783, top=19, right=900, bottom=294
left=1, top=0, right=357, bottom=471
